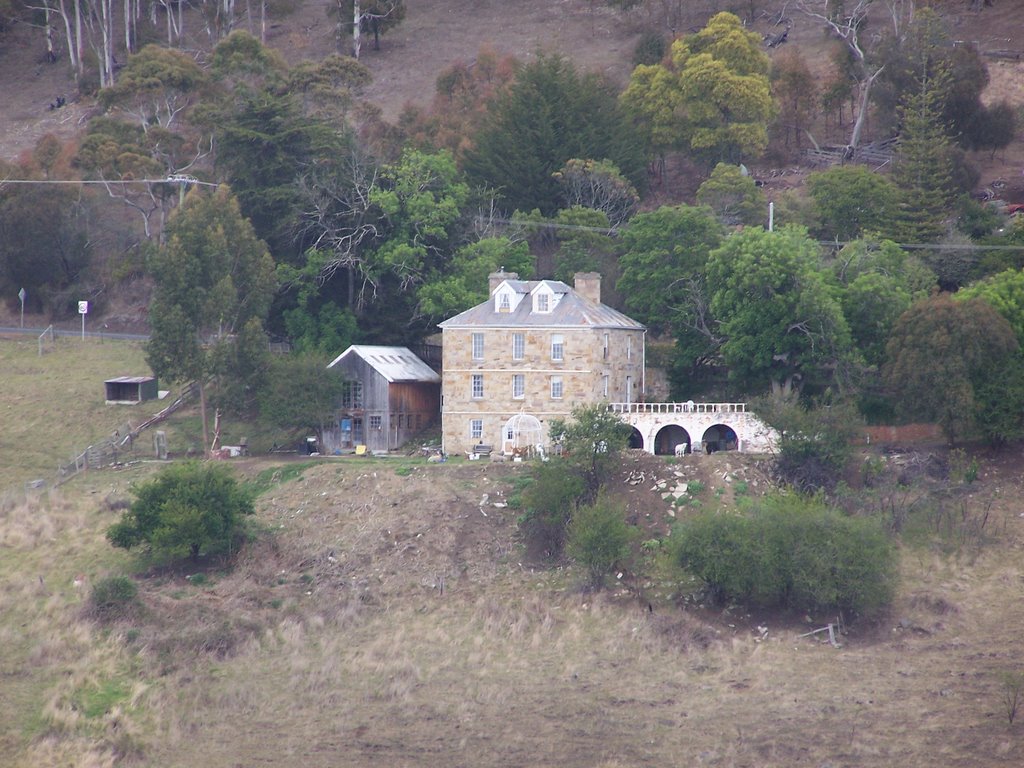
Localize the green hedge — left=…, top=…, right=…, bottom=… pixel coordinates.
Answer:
left=673, top=496, right=897, bottom=618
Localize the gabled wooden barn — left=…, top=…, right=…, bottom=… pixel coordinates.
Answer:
left=322, top=345, right=441, bottom=453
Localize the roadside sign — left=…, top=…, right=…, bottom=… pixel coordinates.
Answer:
left=78, top=300, right=89, bottom=314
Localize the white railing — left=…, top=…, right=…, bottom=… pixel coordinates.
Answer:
left=609, top=402, right=747, bottom=415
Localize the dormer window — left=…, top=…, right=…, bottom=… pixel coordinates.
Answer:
left=493, top=285, right=522, bottom=313
left=535, top=290, right=551, bottom=313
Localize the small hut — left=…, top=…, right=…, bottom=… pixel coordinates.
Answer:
left=104, top=376, right=158, bottom=404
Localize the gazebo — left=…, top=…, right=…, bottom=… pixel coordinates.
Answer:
left=501, top=412, right=543, bottom=457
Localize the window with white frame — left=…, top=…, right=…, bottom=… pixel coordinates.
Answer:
left=625, top=375, right=632, bottom=405
left=498, top=292, right=511, bottom=312
left=627, top=335, right=632, bottom=360
left=550, top=376, right=563, bottom=399
left=512, top=332, right=525, bottom=360
left=369, top=415, right=382, bottom=430
left=472, top=332, right=484, bottom=360
left=512, top=374, right=525, bottom=399
left=471, top=374, right=484, bottom=399
left=550, top=334, right=564, bottom=361
left=603, top=374, right=609, bottom=398
left=536, top=291, right=550, bottom=313
left=470, top=419, right=483, bottom=440
left=603, top=332, right=609, bottom=360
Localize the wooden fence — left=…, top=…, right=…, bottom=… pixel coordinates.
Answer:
left=55, top=383, right=197, bottom=486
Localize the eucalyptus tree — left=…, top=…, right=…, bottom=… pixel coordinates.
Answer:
left=146, top=185, right=276, bottom=451
left=621, top=12, right=774, bottom=168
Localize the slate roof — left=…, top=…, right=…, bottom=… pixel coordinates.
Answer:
left=438, top=279, right=645, bottom=330
left=327, top=345, right=441, bottom=383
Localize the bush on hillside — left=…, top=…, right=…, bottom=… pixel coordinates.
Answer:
left=518, top=461, right=586, bottom=558
left=566, top=494, right=636, bottom=588
left=107, top=462, right=255, bottom=562
left=672, top=495, right=897, bottom=619
left=754, top=396, right=863, bottom=494
left=88, top=575, right=140, bottom=622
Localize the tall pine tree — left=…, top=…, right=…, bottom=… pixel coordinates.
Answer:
left=892, top=64, right=956, bottom=244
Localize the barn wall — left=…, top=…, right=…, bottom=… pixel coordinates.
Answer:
left=322, top=356, right=440, bottom=453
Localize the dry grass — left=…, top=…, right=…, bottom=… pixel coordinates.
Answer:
left=3, top=447, right=1024, bottom=767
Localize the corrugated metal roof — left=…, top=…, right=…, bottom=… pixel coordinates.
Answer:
left=327, top=345, right=441, bottom=383
left=104, top=376, right=155, bottom=384
left=438, top=280, right=645, bottom=330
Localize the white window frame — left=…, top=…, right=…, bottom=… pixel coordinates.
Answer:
left=551, top=334, right=564, bottom=362
left=625, top=375, right=632, bottom=405
left=536, top=291, right=550, bottom=313
left=472, top=374, right=484, bottom=399
left=470, top=419, right=483, bottom=440
left=472, top=332, right=484, bottom=361
left=603, top=332, right=610, bottom=360
left=603, top=374, right=609, bottom=399
left=512, top=373, right=525, bottom=399
left=627, top=335, right=632, bottom=361
left=550, top=376, right=563, bottom=399
left=512, top=332, right=525, bottom=361
left=498, top=292, right=511, bottom=312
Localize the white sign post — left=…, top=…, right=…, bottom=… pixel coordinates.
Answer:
left=18, top=287, right=25, bottom=328
left=78, top=300, right=88, bottom=340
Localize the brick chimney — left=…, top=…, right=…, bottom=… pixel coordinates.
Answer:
left=488, top=270, right=519, bottom=295
left=573, top=272, right=601, bottom=304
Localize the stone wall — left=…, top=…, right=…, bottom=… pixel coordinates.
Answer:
left=441, top=325, right=645, bottom=454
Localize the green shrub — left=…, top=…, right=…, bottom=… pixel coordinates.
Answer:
left=107, top=462, right=255, bottom=561
left=89, top=576, right=140, bottom=622
left=518, top=461, right=586, bottom=557
left=687, top=480, right=704, bottom=495
left=567, top=494, right=635, bottom=588
left=754, top=397, right=863, bottom=494
left=672, top=495, right=897, bottom=619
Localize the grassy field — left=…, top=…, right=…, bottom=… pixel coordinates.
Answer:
left=0, top=336, right=167, bottom=490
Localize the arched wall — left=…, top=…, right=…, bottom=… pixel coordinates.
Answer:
left=624, top=408, right=777, bottom=455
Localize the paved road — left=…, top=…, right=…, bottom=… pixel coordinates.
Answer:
left=0, top=325, right=149, bottom=341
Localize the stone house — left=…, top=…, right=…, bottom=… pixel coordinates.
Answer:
left=437, top=271, right=646, bottom=456
left=322, top=345, right=440, bottom=454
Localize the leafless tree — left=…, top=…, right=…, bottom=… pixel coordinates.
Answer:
left=798, top=0, right=913, bottom=154
left=296, top=147, right=383, bottom=310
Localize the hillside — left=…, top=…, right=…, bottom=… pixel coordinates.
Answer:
left=4, top=335, right=1024, bottom=766
left=5, top=433, right=1024, bottom=767
left=1, top=0, right=1022, bottom=189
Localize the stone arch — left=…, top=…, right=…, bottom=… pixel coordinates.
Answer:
left=701, top=423, right=738, bottom=453
left=627, top=426, right=644, bottom=450
left=654, top=424, right=691, bottom=455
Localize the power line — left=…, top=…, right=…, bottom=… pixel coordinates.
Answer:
left=481, top=216, right=1024, bottom=251
left=0, top=176, right=219, bottom=187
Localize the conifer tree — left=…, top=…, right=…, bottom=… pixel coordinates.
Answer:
left=892, top=66, right=956, bottom=244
